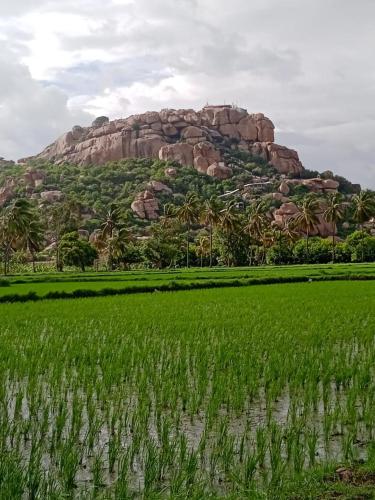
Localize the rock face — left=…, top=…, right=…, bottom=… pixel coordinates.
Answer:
left=131, top=190, right=159, bottom=220
left=274, top=201, right=335, bottom=237
left=23, top=105, right=304, bottom=178
left=0, top=179, right=16, bottom=207
left=40, top=190, right=64, bottom=203
left=287, top=177, right=339, bottom=193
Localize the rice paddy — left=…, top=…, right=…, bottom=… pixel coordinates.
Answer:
left=0, top=277, right=374, bottom=498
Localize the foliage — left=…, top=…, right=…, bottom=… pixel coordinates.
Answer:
left=59, top=232, right=97, bottom=271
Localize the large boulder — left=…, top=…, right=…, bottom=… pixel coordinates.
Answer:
left=131, top=190, right=159, bottom=220
left=266, top=144, right=303, bottom=174
left=206, top=162, right=233, bottom=179
left=193, top=141, right=221, bottom=174
left=21, top=105, right=303, bottom=176
left=40, top=190, right=64, bottom=203
left=159, top=143, right=193, bottom=166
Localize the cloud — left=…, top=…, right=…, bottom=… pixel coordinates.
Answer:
left=0, top=47, right=92, bottom=160
left=0, top=0, right=375, bottom=187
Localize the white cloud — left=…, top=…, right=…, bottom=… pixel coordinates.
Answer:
left=0, top=0, right=374, bottom=187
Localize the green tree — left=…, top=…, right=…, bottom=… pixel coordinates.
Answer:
left=200, top=196, right=222, bottom=267
left=100, top=204, right=126, bottom=269
left=352, top=191, right=375, bottom=261
left=323, top=192, right=346, bottom=262
left=177, top=193, right=200, bottom=268
left=46, top=200, right=81, bottom=271
left=293, top=195, right=320, bottom=260
left=59, top=232, right=97, bottom=271
left=244, top=200, right=269, bottom=265
left=0, top=199, right=36, bottom=275
left=196, top=235, right=210, bottom=267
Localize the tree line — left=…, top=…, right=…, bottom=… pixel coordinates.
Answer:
left=0, top=190, right=374, bottom=274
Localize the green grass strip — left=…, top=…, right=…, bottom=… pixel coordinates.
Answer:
left=0, top=274, right=374, bottom=304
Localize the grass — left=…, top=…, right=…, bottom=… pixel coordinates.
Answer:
left=0, top=280, right=374, bottom=497
left=0, top=262, right=374, bottom=302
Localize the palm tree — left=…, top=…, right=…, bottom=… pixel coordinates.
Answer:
left=46, top=200, right=81, bottom=271
left=293, top=195, right=320, bottom=260
left=352, top=191, right=375, bottom=262
left=219, top=200, right=241, bottom=266
left=23, top=218, right=44, bottom=272
left=323, top=192, right=346, bottom=262
left=280, top=218, right=299, bottom=247
left=107, top=227, right=133, bottom=269
left=100, top=204, right=124, bottom=269
left=244, top=200, right=269, bottom=265
left=200, top=196, right=222, bottom=267
left=0, top=199, right=36, bottom=275
left=196, top=235, right=210, bottom=267
left=177, top=193, right=200, bottom=268
left=0, top=213, right=12, bottom=275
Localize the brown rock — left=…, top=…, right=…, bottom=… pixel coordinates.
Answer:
left=131, top=190, right=159, bottom=219
left=252, top=113, right=275, bottom=142
left=23, top=105, right=303, bottom=177
left=147, top=180, right=172, bottom=194
left=165, top=167, right=177, bottom=177
left=162, top=123, right=179, bottom=137
left=219, top=123, right=240, bottom=140
left=193, top=141, right=221, bottom=174
left=279, top=181, right=290, bottom=195
left=206, top=162, right=233, bottom=179
left=267, top=144, right=303, bottom=174
left=181, top=126, right=205, bottom=139
left=159, top=143, right=194, bottom=166
left=40, top=190, right=64, bottom=203
left=237, top=116, right=258, bottom=141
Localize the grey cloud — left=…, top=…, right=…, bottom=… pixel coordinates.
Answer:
left=0, top=48, right=92, bottom=160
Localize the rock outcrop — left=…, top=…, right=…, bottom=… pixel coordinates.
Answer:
left=23, top=105, right=304, bottom=178
left=0, top=179, right=15, bottom=207
left=274, top=201, right=335, bottom=237
left=131, top=190, right=159, bottom=220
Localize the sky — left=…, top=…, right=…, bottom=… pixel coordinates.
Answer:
left=1, top=0, right=374, bottom=187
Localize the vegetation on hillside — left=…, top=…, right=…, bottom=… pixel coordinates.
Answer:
left=0, top=153, right=374, bottom=273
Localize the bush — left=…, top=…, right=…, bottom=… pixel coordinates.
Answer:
left=267, top=245, right=294, bottom=265
left=293, top=238, right=333, bottom=264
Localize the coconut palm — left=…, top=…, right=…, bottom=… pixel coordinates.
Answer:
left=218, top=200, right=241, bottom=266
left=106, top=227, right=133, bottom=269
left=280, top=218, right=299, bottom=247
left=0, top=199, right=36, bottom=274
left=200, top=196, right=222, bottom=267
left=196, top=235, right=210, bottom=267
left=293, top=195, right=320, bottom=260
left=177, top=193, right=200, bottom=268
left=323, top=192, right=346, bottom=262
left=244, top=200, right=269, bottom=265
left=100, top=204, right=124, bottom=269
left=220, top=200, right=240, bottom=234
left=352, top=191, right=375, bottom=262
left=352, top=191, right=375, bottom=227
left=23, top=218, right=44, bottom=272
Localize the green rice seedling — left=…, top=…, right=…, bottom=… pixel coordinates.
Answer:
left=306, top=427, right=319, bottom=467
left=256, top=426, right=267, bottom=467
left=58, top=440, right=80, bottom=492
left=92, top=450, right=105, bottom=490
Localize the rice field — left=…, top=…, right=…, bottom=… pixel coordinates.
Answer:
left=1, top=262, right=374, bottom=300
left=0, top=280, right=374, bottom=498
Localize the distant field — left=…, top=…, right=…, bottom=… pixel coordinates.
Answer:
left=0, top=281, right=374, bottom=497
left=0, top=262, right=374, bottom=300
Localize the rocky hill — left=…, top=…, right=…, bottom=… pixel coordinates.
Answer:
left=0, top=105, right=362, bottom=240
left=21, top=105, right=303, bottom=178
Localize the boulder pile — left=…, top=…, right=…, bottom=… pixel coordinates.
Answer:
left=22, top=105, right=304, bottom=179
